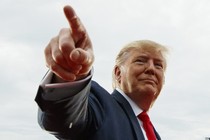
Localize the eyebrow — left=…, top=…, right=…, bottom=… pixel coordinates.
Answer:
left=135, top=55, right=164, bottom=63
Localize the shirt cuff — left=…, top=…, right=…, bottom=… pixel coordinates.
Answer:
left=40, top=69, right=93, bottom=100
left=41, top=70, right=92, bottom=88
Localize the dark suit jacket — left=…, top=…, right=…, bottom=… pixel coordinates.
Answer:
left=35, top=80, right=161, bottom=140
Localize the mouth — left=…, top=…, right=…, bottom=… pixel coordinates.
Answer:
left=141, top=79, right=157, bottom=85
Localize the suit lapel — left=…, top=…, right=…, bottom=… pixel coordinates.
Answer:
left=112, top=90, right=161, bottom=140
left=112, top=90, right=145, bottom=140
left=154, top=127, right=161, bottom=140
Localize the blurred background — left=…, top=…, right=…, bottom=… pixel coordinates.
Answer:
left=0, top=0, right=209, bottom=139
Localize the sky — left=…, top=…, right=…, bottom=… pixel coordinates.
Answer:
left=0, top=0, right=210, bottom=139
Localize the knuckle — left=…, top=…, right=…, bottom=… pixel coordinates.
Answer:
left=53, top=53, right=64, bottom=64
left=44, top=46, right=50, bottom=56
left=70, top=17, right=80, bottom=27
left=50, top=36, right=58, bottom=45
left=79, top=26, right=86, bottom=33
left=50, top=37, right=56, bottom=42
left=60, top=43, right=70, bottom=52
left=44, top=36, right=58, bottom=54
left=50, top=63, right=58, bottom=72
left=59, top=28, right=70, bottom=35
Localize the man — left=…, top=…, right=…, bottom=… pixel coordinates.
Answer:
left=35, top=5, right=168, bottom=140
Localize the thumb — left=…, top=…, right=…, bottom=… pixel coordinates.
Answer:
left=70, top=48, right=91, bottom=65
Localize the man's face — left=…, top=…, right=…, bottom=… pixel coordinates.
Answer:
left=117, top=47, right=165, bottom=107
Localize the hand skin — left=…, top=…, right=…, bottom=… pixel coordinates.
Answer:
left=44, top=5, right=94, bottom=82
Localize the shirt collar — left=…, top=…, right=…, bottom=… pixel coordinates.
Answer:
left=116, top=88, right=143, bottom=116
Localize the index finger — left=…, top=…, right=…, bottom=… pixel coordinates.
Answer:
left=63, top=5, right=83, bottom=34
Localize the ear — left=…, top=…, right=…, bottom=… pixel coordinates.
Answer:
left=114, top=65, right=121, bottom=83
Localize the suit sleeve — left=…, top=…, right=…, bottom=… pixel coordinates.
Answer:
left=35, top=73, right=92, bottom=139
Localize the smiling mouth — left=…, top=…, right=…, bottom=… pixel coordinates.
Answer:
left=142, top=79, right=157, bottom=85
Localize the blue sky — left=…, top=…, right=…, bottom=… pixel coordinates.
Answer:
left=0, top=0, right=210, bottom=139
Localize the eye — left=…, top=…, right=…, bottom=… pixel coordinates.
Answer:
left=155, top=63, right=163, bottom=69
left=135, top=58, right=146, bottom=64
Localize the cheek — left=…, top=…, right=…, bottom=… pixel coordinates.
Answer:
left=157, top=73, right=165, bottom=89
left=121, top=72, right=137, bottom=90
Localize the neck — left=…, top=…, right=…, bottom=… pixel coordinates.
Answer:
left=130, top=93, right=155, bottom=111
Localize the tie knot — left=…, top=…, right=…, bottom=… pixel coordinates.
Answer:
left=138, top=111, right=150, bottom=122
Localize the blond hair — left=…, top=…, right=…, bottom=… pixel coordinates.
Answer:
left=112, top=40, right=169, bottom=89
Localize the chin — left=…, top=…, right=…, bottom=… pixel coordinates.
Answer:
left=143, top=86, right=157, bottom=95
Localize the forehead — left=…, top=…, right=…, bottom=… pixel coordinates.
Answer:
left=130, top=47, right=164, bottom=61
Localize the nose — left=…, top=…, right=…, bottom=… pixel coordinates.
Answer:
left=144, top=60, right=155, bottom=75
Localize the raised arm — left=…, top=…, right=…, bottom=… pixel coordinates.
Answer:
left=36, top=5, right=95, bottom=139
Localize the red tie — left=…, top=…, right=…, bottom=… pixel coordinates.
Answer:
left=138, top=111, right=156, bottom=140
